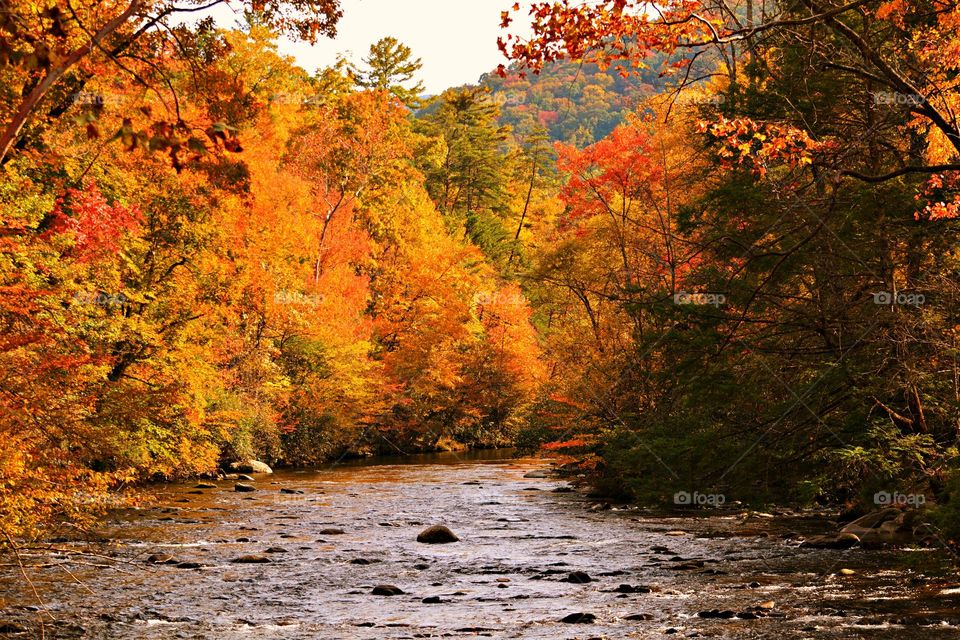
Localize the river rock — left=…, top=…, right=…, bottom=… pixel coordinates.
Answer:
left=0, top=622, right=26, bottom=633
left=563, top=571, right=592, bottom=583
left=176, top=562, right=204, bottom=569
left=698, top=609, right=737, bottom=619
left=319, top=528, right=345, bottom=535
left=371, top=585, right=404, bottom=596
left=841, top=508, right=917, bottom=547
left=264, top=547, right=288, bottom=553
left=800, top=532, right=860, bottom=549
left=560, top=612, right=596, bottom=624
left=146, top=553, right=178, bottom=565
left=229, top=460, right=273, bottom=474
left=417, top=525, right=459, bottom=544
left=422, top=596, right=443, bottom=603
left=231, top=554, right=271, bottom=564
left=195, top=482, right=217, bottom=489
left=624, top=613, right=654, bottom=620
left=612, top=584, right=651, bottom=593
left=234, top=483, right=256, bottom=492
left=280, top=488, right=304, bottom=494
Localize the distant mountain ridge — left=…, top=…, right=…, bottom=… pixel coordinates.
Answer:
left=478, top=56, right=671, bottom=145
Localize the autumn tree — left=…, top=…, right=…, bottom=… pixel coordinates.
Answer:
left=352, top=36, right=425, bottom=108
left=0, top=0, right=342, bottom=165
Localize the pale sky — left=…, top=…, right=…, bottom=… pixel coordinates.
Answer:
left=280, top=0, right=532, bottom=93
left=204, top=0, right=532, bottom=94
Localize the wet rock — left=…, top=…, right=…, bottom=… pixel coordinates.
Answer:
left=560, top=612, right=596, bottom=624
left=146, top=553, right=178, bottom=565
left=841, top=508, right=918, bottom=547
left=800, top=532, right=860, bottom=549
left=319, top=528, right=345, bottom=535
left=523, top=470, right=550, bottom=478
left=698, top=609, right=737, bottom=619
left=562, top=571, right=593, bottom=584
left=264, top=547, right=288, bottom=553
left=552, top=486, right=575, bottom=493
left=195, top=482, right=217, bottom=489
left=371, top=585, right=404, bottom=596
left=422, top=596, right=443, bottom=603
left=624, top=613, right=654, bottom=621
left=279, top=488, right=304, bottom=494
left=229, top=460, right=273, bottom=474
left=839, top=568, right=856, bottom=576
left=231, top=554, right=271, bottom=564
left=350, top=558, right=375, bottom=565
left=0, top=622, right=26, bottom=633
left=417, top=525, right=459, bottom=544
left=611, top=584, right=651, bottom=594
left=234, top=483, right=256, bottom=492
left=176, top=562, right=204, bottom=569
left=237, top=474, right=255, bottom=481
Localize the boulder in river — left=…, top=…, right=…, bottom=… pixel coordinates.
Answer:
left=371, top=585, right=404, bottom=596
left=560, top=612, right=596, bottom=624
left=146, top=553, right=178, bottom=565
left=234, top=483, right=256, bottom=492
left=229, top=460, right=273, bottom=474
left=319, top=528, right=345, bottom=535
left=231, top=554, right=271, bottom=564
left=800, top=532, right=860, bottom=549
left=562, top=571, right=592, bottom=584
left=417, top=525, right=459, bottom=544
left=841, top=508, right=918, bottom=547
left=194, top=482, right=217, bottom=489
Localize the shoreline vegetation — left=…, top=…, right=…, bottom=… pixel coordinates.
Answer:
left=3, top=0, right=960, bottom=561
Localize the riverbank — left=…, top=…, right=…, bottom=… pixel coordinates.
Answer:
left=0, top=452, right=957, bottom=639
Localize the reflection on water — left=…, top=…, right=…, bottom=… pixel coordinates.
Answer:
left=0, top=453, right=957, bottom=639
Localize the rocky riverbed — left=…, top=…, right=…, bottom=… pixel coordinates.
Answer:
left=0, top=450, right=958, bottom=639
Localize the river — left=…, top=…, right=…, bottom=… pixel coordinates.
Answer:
left=0, top=451, right=958, bottom=638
